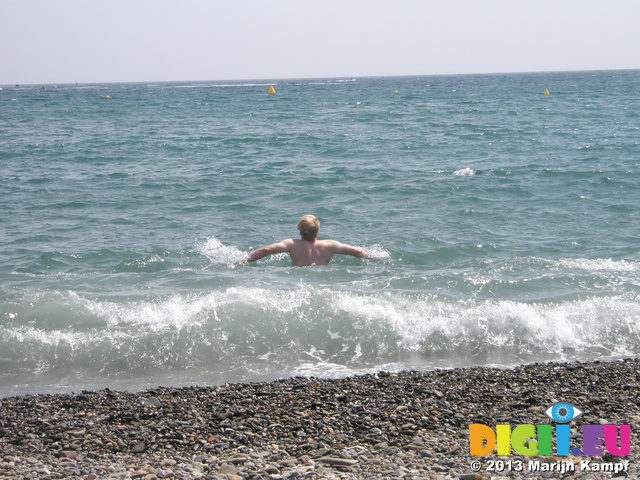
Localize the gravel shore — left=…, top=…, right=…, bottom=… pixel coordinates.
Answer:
left=1, top=359, right=638, bottom=479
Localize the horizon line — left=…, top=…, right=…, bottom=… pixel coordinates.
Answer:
left=3, top=67, right=639, bottom=88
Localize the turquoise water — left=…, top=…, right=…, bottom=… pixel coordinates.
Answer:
left=1, top=71, right=640, bottom=396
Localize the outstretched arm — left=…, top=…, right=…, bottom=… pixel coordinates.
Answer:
left=327, top=241, right=370, bottom=259
left=247, top=239, right=294, bottom=262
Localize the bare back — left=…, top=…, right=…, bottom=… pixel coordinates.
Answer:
left=289, top=239, right=340, bottom=266
left=248, top=238, right=368, bottom=266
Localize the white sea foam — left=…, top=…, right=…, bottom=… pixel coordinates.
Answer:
left=197, top=237, right=248, bottom=267
left=6, top=287, right=640, bottom=358
left=365, top=244, right=390, bottom=259
left=5, top=325, right=95, bottom=350
left=2, top=285, right=639, bottom=395
left=557, top=258, right=639, bottom=272
left=80, top=293, right=212, bottom=331
left=332, top=289, right=640, bottom=356
left=453, top=167, right=476, bottom=176
left=291, top=360, right=374, bottom=379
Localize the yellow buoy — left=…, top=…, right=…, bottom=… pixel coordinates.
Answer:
left=104, top=95, right=110, bottom=98
left=268, top=85, right=276, bottom=95
left=543, top=89, right=550, bottom=95
left=394, top=90, right=399, bottom=94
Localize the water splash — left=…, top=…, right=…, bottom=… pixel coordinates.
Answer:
left=2, top=285, right=639, bottom=395
left=197, top=237, right=247, bottom=267
left=453, top=167, right=476, bottom=176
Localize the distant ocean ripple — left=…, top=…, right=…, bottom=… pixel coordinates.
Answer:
left=1, top=71, right=639, bottom=396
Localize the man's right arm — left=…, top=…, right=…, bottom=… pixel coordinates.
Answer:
left=247, top=239, right=294, bottom=262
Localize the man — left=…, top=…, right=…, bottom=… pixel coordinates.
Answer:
left=246, top=215, right=369, bottom=266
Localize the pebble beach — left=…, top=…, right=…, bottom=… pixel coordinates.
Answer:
left=1, top=359, right=637, bottom=480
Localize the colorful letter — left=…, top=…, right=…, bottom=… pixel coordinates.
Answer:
left=496, top=424, right=511, bottom=455
left=582, top=424, right=604, bottom=455
left=536, top=424, right=552, bottom=455
left=511, top=424, right=537, bottom=455
left=603, top=424, right=631, bottom=457
left=469, top=424, right=496, bottom=456
left=555, top=424, right=571, bottom=456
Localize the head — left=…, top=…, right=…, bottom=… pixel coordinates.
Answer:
left=297, top=214, right=320, bottom=241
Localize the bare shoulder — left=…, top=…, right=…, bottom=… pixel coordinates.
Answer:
left=321, top=239, right=352, bottom=248
left=271, top=238, right=295, bottom=251
left=315, top=239, right=338, bottom=247
left=263, top=238, right=295, bottom=253
left=316, top=239, right=346, bottom=251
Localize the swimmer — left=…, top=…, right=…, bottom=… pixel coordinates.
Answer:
left=246, top=215, right=369, bottom=266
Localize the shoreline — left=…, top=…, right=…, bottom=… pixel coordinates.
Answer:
left=1, top=359, right=638, bottom=479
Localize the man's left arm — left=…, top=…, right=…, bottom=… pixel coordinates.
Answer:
left=329, top=241, right=369, bottom=259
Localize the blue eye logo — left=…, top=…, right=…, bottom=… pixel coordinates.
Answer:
left=545, top=403, right=583, bottom=423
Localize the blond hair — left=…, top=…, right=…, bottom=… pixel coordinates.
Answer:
left=297, top=215, right=320, bottom=241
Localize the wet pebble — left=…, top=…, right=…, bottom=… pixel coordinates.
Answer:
left=0, top=359, right=638, bottom=479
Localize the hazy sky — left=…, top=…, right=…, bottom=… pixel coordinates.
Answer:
left=2, top=0, right=639, bottom=85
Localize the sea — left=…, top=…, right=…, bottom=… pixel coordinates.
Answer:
left=1, top=70, right=639, bottom=397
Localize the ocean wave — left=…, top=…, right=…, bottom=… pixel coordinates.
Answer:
left=2, top=286, right=638, bottom=395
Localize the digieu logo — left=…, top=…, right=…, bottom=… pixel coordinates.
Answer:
left=545, top=403, right=582, bottom=423
left=469, top=402, right=631, bottom=457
